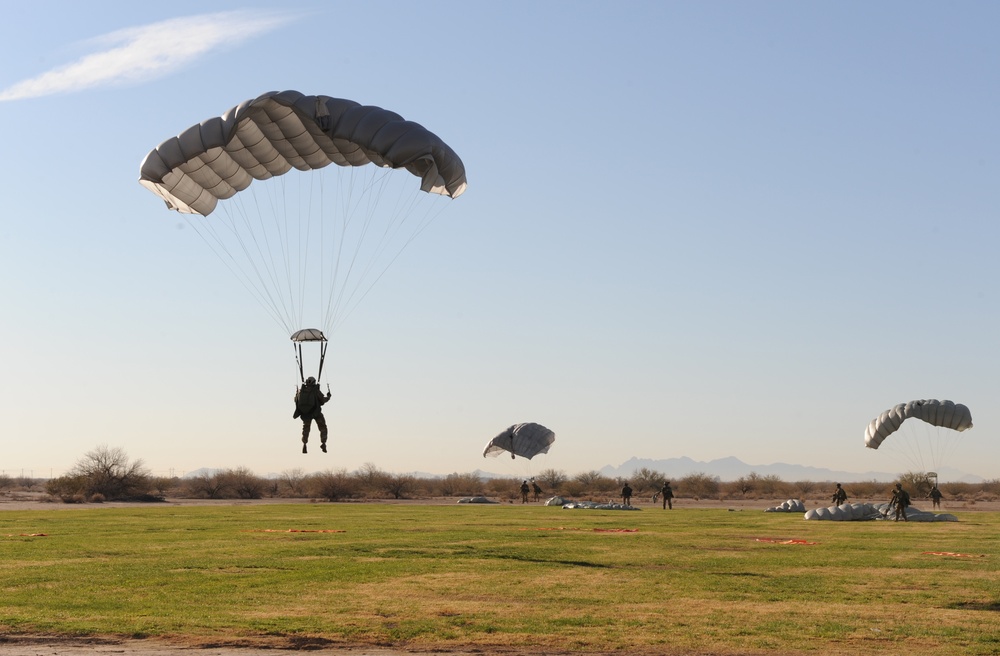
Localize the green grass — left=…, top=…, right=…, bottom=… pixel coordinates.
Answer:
left=1, top=504, right=998, bottom=654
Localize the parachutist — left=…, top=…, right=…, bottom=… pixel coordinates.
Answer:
left=293, top=376, right=331, bottom=454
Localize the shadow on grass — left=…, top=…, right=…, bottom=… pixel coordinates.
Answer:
left=489, top=553, right=612, bottom=568
left=947, top=600, right=1000, bottom=611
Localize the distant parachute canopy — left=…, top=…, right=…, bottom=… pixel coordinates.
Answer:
left=484, top=423, right=556, bottom=460
left=864, top=399, right=973, bottom=450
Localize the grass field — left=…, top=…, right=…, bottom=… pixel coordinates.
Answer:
left=1, top=503, right=998, bottom=655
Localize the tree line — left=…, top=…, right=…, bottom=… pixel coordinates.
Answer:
left=7, top=445, right=999, bottom=505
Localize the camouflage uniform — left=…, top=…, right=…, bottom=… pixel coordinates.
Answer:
left=294, top=379, right=331, bottom=453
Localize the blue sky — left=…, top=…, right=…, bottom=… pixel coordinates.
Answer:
left=1, top=2, right=997, bottom=481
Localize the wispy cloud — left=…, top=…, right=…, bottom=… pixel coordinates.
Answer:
left=0, top=11, right=298, bottom=102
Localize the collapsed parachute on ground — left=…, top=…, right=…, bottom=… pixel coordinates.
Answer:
left=483, top=423, right=555, bottom=460
left=457, top=496, right=498, bottom=504
left=139, top=91, right=467, bottom=383
left=547, top=496, right=640, bottom=511
left=561, top=500, right=641, bottom=511
left=804, top=502, right=957, bottom=522
left=764, top=499, right=806, bottom=513
left=864, top=399, right=973, bottom=450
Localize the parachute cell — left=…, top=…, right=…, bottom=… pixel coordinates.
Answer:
left=864, top=399, right=973, bottom=450
left=483, top=423, right=556, bottom=460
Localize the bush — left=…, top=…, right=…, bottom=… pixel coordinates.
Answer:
left=48, top=446, right=152, bottom=502
left=219, top=467, right=265, bottom=499
left=437, top=472, right=482, bottom=497
left=309, top=468, right=354, bottom=501
left=678, top=472, right=720, bottom=499
left=535, top=469, right=568, bottom=492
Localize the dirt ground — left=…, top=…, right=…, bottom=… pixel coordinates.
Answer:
left=1, top=490, right=997, bottom=513
left=2, top=492, right=996, bottom=656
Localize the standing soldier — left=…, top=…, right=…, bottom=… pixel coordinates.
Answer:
left=532, top=480, right=543, bottom=502
left=832, top=483, right=848, bottom=506
left=660, top=481, right=674, bottom=510
left=928, top=485, right=943, bottom=509
left=520, top=480, right=530, bottom=504
left=890, top=483, right=910, bottom=522
left=621, top=482, right=633, bottom=507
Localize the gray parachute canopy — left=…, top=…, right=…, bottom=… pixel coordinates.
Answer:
left=864, top=399, right=973, bottom=450
left=483, top=423, right=556, bottom=460
left=139, top=90, right=467, bottom=216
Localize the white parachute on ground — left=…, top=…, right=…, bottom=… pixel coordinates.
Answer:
left=456, top=496, right=498, bottom=504
left=561, top=500, right=641, bottom=511
left=483, top=423, right=555, bottom=460
left=764, top=499, right=806, bottom=513
left=803, top=502, right=957, bottom=522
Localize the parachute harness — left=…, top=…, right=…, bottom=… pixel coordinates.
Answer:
left=291, top=329, right=328, bottom=384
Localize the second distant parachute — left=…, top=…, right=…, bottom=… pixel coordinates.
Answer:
left=864, top=399, right=973, bottom=450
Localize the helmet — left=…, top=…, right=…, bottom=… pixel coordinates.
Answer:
left=306, top=376, right=316, bottom=385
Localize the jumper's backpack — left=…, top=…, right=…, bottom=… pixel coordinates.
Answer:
left=294, top=385, right=321, bottom=418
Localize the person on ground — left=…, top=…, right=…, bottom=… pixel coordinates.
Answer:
left=928, top=485, right=943, bottom=509
left=660, top=481, right=674, bottom=510
left=621, top=482, right=633, bottom=507
left=532, top=481, right=543, bottom=502
left=520, top=480, right=530, bottom=504
left=832, top=483, right=847, bottom=506
left=890, top=483, right=910, bottom=522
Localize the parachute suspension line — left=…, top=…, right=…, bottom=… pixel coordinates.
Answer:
left=255, top=175, right=299, bottom=332
left=316, top=339, right=328, bottom=383
left=292, top=338, right=328, bottom=384
left=294, top=341, right=304, bottom=383
left=213, top=187, right=297, bottom=334
left=265, top=174, right=297, bottom=333
left=878, top=422, right=964, bottom=477
left=182, top=208, right=291, bottom=335
left=317, top=165, right=452, bottom=336
left=297, top=169, right=325, bottom=333
left=326, top=165, right=371, bottom=333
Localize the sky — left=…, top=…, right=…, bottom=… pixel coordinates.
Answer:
left=1, top=2, right=998, bottom=482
